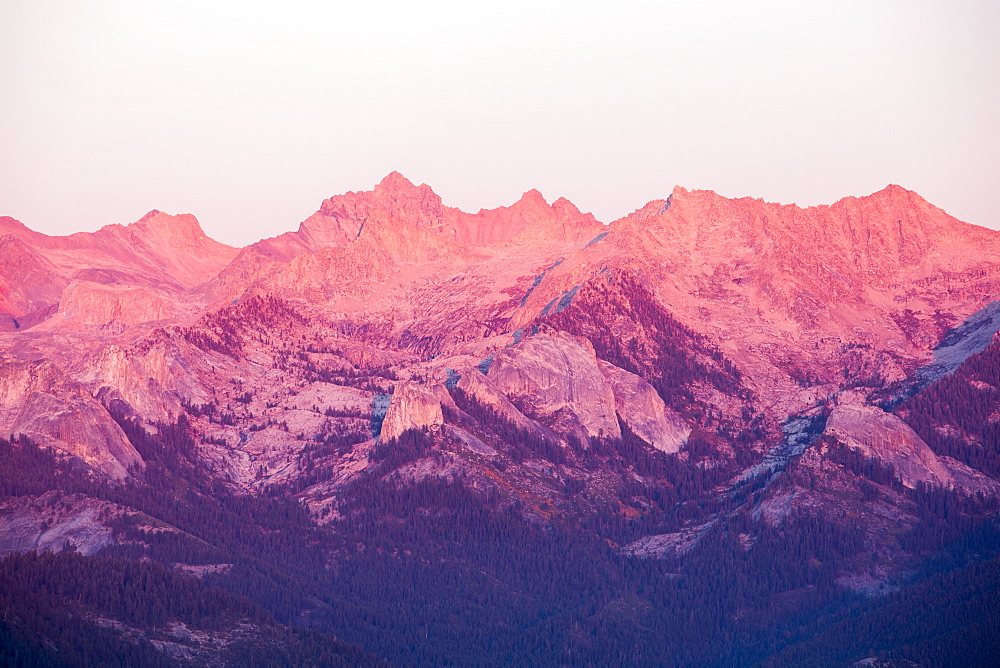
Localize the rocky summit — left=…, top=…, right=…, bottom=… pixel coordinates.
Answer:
left=2, top=174, right=999, bottom=665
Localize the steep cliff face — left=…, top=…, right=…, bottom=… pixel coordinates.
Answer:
left=825, top=402, right=954, bottom=488
left=52, top=281, right=178, bottom=328
left=6, top=174, right=997, bottom=489
left=610, top=184, right=999, bottom=296
left=649, top=184, right=998, bottom=334
left=229, top=177, right=1000, bottom=437
left=0, top=360, right=142, bottom=479
left=506, top=185, right=1000, bottom=424
left=0, top=232, right=67, bottom=323
left=454, top=369, right=553, bottom=440
left=74, top=338, right=206, bottom=424
left=821, top=395, right=998, bottom=495
left=2, top=173, right=999, bottom=520
left=489, top=332, right=621, bottom=442
left=598, top=360, right=689, bottom=454
left=379, top=382, right=444, bottom=442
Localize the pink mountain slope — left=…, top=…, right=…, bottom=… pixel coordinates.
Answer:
left=252, top=172, right=602, bottom=262
left=3, top=173, right=1000, bottom=506
left=0, top=211, right=238, bottom=330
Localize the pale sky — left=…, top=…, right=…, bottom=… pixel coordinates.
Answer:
left=1, top=0, right=997, bottom=246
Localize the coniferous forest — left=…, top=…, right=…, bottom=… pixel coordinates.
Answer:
left=2, top=285, right=1000, bottom=665
left=3, top=378, right=1000, bottom=666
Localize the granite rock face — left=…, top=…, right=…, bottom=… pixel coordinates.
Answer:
left=598, top=360, right=689, bottom=454
left=0, top=492, right=123, bottom=556
left=380, top=382, right=444, bottom=442
left=489, top=332, right=621, bottom=443
left=0, top=360, right=143, bottom=479
left=6, top=174, right=1000, bottom=664
left=824, top=400, right=998, bottom=494
left=826, top=403, right=952, bottom=488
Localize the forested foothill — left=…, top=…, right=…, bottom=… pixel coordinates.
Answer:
left=3, top=336, right=1000, bottom=666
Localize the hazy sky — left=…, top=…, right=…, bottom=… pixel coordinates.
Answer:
left=1, top=0, right=997, bottom=246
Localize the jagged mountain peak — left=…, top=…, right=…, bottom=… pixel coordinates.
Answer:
left=839, top=183, right=924, bottom=206
left=378, top=169, right=414, bottom=188
left=374, top=170, right=418, bottom=192
left=314, top=173, right=445, bottom=232
left=615, top=180, right=998, bottom=263
left=627, top=182, right=942, bottom=222
left=135, top=208, right=166, bottom=223
left=0, top=215, right=33, bottom=237
left=502, top=188, right=594, bottom=226
left=252, top=175, right=603, bottom=262
left=370, top=171, right=443, bottom=212
left=126, top=209, right=222, bottom=247
left=516, top=188, right=547, bottom=204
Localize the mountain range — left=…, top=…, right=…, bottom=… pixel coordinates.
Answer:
left=2, top=173, right=999, bottom=665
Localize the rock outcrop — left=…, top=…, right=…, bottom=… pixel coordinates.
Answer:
left=489, top=332, right=621, bottom=442
left=454, top=369, right=556, bottom=441
left=54, top=281, right=177, bottom=328
left=0, top=232, right=67, bottom=321
left=75, top=341, right=195, bottom=424
left=379, top=382, right=444, bottom=442
left=0, top=492, right=120, bottom=556
left=824, top=399, right=998, bottom=494
left=598, top=360, right=689, bottom=453
left=0, top=360, right=143, bottom=479
left=6, top=173, right=1000, bottom=665
left=824, top=402, right=952, bottom=488
left=4, top=172, right=1000, bottom=519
